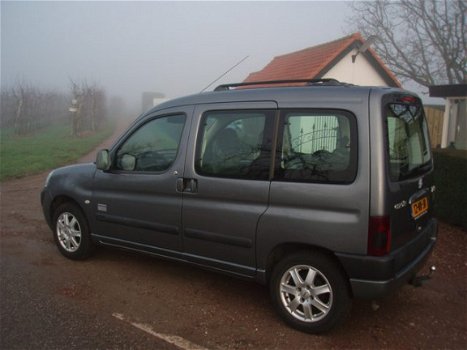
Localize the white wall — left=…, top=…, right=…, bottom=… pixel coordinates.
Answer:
left=442, top=98, right=467, bottom=149
left=323, top=49, right=388, bottom=86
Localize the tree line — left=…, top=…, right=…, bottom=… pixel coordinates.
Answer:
left=1, top=81, right=107, bottom=136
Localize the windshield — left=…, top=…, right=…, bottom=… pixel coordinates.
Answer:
left=386, top=99, right=432, bottom=181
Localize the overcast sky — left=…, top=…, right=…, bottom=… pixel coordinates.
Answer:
left=2, top=1, right=357, bottom=107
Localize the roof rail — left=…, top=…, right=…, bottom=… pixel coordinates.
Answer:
left=214, top=79, right=347, bottom=91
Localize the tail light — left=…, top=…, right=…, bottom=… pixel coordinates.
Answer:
left=368, top=216, right=391, bottom=256
left=399, top=95, right=417, bottom=104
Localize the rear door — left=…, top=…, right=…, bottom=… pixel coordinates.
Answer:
left=181, top=102, right=277, bottom=276
left=256, top=106, right=369, bottom=268
left=383, top=94, right=434, bottom=249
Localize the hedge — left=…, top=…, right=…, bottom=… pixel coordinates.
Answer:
left=432, top=149, right=467, bottom=228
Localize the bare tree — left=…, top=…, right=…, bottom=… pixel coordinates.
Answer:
left=13, top=84, right=26, bottom=134
left=11, top=83, right=40, bottom=135
left=69, top=79, right=107, bottom=136
left=69, top=80, right=83, bottom=137
left=349, top=0, right=466, bottom=87
left=1, top=82, right=83, bottom=135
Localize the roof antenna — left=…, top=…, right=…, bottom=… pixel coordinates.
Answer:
left=200, top=55, right=249, bottom=92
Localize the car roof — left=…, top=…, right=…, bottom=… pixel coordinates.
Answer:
left=142, top=84, right=409, bottom=118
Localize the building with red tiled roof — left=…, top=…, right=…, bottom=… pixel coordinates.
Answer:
left=244, top=33, right=401, bottom=87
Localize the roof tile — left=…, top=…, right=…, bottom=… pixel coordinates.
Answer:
left=244, top=32, right=400, bottom=87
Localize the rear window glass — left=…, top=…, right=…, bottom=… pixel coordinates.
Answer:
left=386, top=100, right=432, bottom=181
left=196, top=110, right=275, bottom=180
left=277, top=110, right=357, bottom=183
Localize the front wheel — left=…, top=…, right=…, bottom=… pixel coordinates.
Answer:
left=270, top=251, right=351, bottom=333
left=53, top=202, right=94, bottom=260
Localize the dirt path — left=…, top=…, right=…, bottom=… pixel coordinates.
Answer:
left=1, top=119, right=466, bottom=349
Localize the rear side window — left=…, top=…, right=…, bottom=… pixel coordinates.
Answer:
left=196, top=110, right=275, bottom=180
left=386, top=99, right=432, bottom=181
left=277, top=110, right=357, bottom=183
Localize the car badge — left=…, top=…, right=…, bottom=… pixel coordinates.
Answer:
left=418, top=178, right=423, bottom=189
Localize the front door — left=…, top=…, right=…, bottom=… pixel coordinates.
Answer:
left=91, top=106, right=193, bottom=256
left=181, top=102, right=277, bottom=276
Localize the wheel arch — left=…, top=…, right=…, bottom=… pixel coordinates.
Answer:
left=51, top=195, right=95, bottom=260
left=50, top=195, right=85, bottom=223
left=264, top=243, right=351, bottom=293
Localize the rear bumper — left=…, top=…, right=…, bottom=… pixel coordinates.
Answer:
left=336, top=218, right=438, bottom=299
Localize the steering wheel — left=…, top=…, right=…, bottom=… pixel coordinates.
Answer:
left=136, top=150, right=168, bottom=171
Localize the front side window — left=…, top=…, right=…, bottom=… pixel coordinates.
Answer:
left=277, top=110, right=357, bottom=183
left=115, top=114, right=186, bottom=172
left=196, top=110, right=274, bottom=180
left=386, top=99, right=432, bottom=181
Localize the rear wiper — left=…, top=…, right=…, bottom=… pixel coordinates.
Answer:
left=400, top=162, right=432, bottom=179
left=412, top=162, right=432, bottom=174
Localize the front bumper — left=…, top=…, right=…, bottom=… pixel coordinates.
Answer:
left=40, top=188, right=53, bottom=229
left=336, top=218, right=438, bottom=299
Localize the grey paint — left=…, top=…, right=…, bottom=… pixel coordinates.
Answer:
left=41, top=85, right=438, bottom=299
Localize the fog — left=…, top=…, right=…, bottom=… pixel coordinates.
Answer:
left=1, top=1, right=354, bottom=113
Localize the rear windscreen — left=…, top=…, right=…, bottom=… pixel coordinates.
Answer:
left=386, top=98, right=432, bottom=181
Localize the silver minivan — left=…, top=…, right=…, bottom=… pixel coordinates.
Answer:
left=41, top=80, right=437, bottom=333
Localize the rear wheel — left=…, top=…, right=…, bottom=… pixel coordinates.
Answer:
left=270, top=251, right=351, bottom=333
left=53, top=202, right=94, bottom=260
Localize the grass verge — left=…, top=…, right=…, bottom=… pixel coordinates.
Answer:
left=0, top=120, right=115, bottom=181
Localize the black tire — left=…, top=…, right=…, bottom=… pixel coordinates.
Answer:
left=270, top=250, right=351, bottom=333
left=52, top=202, right=94, bottom=260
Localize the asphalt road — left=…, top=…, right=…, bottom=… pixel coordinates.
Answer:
left=1, top=126, right=466, bottom=350
left=1, top=245, right=178, bottom=350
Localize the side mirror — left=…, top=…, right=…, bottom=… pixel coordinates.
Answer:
left=96, top=149, right=111, bottom=171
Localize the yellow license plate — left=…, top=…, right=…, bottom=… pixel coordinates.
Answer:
left=411, top=197, right=428, bottom=219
